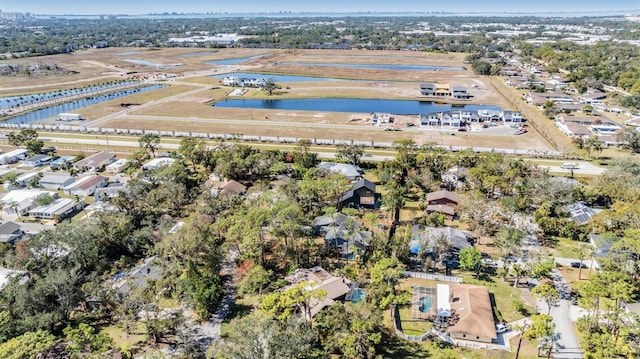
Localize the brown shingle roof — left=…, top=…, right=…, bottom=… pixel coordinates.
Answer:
left=426, top=190, right=460, bottom=204
left=218, top=180, right=247, bottom=196
left=448, top=284, right=496, bottom=341
left=427, top=204, right=456, bottom=216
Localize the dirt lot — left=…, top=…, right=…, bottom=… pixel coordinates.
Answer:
left=2, top=48, right=555, bottom=151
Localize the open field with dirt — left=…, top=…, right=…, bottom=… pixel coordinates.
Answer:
left=2, top=48, right=557, bottom=151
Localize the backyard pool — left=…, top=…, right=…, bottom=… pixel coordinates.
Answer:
left=350, top=289, right=366, bottom=304
left=419, top=296, right=433, bottom=313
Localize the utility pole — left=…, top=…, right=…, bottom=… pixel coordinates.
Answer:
left=514, top=323, right=529, bottom=359
left=105, top=133, right=111, bottom=152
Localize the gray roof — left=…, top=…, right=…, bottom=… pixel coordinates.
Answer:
left=0, top=221, right=21, bottom=235
left=339, top=178, right=375, bottom=203
left=567, top=202, right=600, bottom=225
left=409, top=225, right=474, bottom=253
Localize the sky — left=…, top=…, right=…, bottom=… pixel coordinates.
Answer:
left=1, top=0, right=639, bottom=15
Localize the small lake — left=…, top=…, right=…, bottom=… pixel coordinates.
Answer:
left=4, top=85, right=166, bottom=124
left=211, top=72, right=337, bottom=82
left=213, top=98, right=500, bottom=115
left=180, top=51, right=217, bottom=57
left=116, top=51, right=142, bottom=56
left=0, top=81, right=137, bottom=109
left=280, top=61, right=466, bottom=71
left=206, top=53, right=270, bottom=65
left=124, top=59, right=182, bottom=69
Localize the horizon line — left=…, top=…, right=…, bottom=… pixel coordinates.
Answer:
left=25, top=9, right=640, bottom=17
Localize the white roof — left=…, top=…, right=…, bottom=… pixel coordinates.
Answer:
left=142, top=157, right=175, bottom=169
left=1, top=189, right=56, bottom=205
left=1, top=149, right=28, bottom=158
left=15, top=172, right=39, bottom=182
left=106, top=159, right=128, bottom=168
left=39, top=174, right=75, bottom=184
left=437, top=283, right=452, bottom=317
left=29, top=198, right=76, bottom=215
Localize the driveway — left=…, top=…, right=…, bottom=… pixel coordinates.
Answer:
left=536, top=268, right=584, bottom=358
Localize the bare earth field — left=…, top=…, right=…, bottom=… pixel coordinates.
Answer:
left=1, top=48, right=555, bottom=151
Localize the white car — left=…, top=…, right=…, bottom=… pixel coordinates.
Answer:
left=496, top=323, right=509, bottom=334
left=560, top=162, right=579, bottom=169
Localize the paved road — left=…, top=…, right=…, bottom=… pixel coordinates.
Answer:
left=537, top=161, right=606, bottom=176
left=537, top=269, right=584, bottom=359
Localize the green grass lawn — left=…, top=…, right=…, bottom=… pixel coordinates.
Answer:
left=547, top=236, right=586, bottom=258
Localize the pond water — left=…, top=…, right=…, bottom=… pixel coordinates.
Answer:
left=116, top=51, right=142, bottom=56
left=206, top=53, right=270, bottom=65
left=211, top=72, right=337, bottom=82
left=180, top=51, right=217, bottom=57
left=213, top=98, right=500, bottom=115
left=0, top=81, right=137, bottom=109
left=124, top=59, right=182, bottom=69
left=280, top=61, right=466, bottom=71
left=4, top=85, right=166, bottom=124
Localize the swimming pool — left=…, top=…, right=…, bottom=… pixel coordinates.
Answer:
left=351, top=289, right=366, bottom=304
left=419, top=296, right=432, bottom=313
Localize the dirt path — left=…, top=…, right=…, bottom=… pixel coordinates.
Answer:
left=486, top=77, right=573, bottom=152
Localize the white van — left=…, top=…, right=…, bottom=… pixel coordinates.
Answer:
left=560, top=162, right=578, bottom=169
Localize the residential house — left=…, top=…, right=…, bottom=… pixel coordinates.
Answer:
left=318, top=162, right=362, bottom=182
left=1, top=189, right=58, bottom=216
left=579, top=89, right=607, bottom=104
left=29, top=198, right=82, bottom=220
left=63, top=175, right=108, bottom=197
left=503, top=110, right=523, bottom=125
left=441, top=166, right=469, bottom=190
left=210, top=179, right=247, bottom=198
left=435, top=84, right=452, bottom=97
left=95, top=182, right=129, bottom=201
left=112, top=256, right=164, bottom=296
left=420, top=83, right=436, bottom=96
left=38, top=174, right=76, bottom=190
left=0, top=222, right=24, bottom=244
left=338, top=178, right=378, bottom=209
left=0, top=149, right=28, bottom=165
left=555, top=121, right=591, bottom=138
left=409, top=225, right=474, bottom=255
left=49, top=156, right=76, bottom=170
left=14, top=172, right=40, bottom=188
left=284, top=266, right=351, bottom=318
left=452, top=86, right=470, bottom=99
left=21, top=154, right=51, bottom=167
left=105, top=159, right=129, bottom=174
left=567, top=202, right=601, bottom=225
left=420, top=113, right=441, bottom=127
left=425, top=190, right=460, bottom=219
left=73, top=152, right=116, bottom=172
left=313, top=213, right=371, bottom=259
left=439, top=283, right=497, bottom=343
left=142, top=157, right=176, bottom=170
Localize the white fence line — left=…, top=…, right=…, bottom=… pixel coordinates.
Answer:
left=405, top=271, right=463, bottom=283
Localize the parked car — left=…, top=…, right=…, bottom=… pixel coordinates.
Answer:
left=481, top=258, right=498, bottom=268
left=570, top=261, right=587, bottom=269
left=496, top=323, right=509, bottom=334
left=561, top=162, right=579, bottom=169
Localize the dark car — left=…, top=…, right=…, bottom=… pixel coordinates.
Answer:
left=570, top=262, right=587, bottom=269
